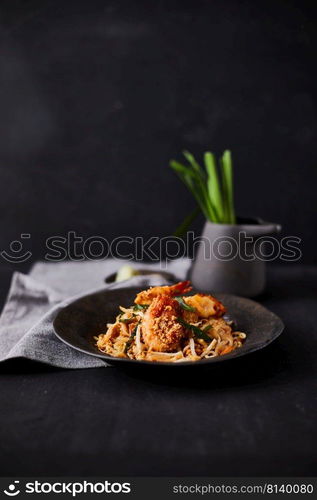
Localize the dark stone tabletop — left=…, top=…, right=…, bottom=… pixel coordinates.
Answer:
left=0, top=264, right=316, bottom=476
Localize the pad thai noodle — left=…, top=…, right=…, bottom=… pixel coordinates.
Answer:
left=95, top=281, right=246, bottom=363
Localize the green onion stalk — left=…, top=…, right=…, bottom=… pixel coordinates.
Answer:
left=170, top=149, right=236, bottom=237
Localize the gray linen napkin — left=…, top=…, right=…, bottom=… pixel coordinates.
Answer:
left=0, top=259, right=190, bottom=369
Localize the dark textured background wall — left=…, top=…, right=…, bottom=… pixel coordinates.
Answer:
left=0, top=0, right=316, bottom=263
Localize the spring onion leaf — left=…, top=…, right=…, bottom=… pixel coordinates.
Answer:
left=170, top=159, right=220, bottom=222
left=173, top=207, right=200, bottom=238
left=169, top=160, right=197, bottom=180
left=202, top=325, right=212, bottom=333
left=170, top=160, right=211, bottom=220
left=182, top=150, right=203, bottom=174
left=133, top=304, right=149, bottom=311
left=124, top=323, right=139, bottom=353
left=183, top=151, right=220, bottom=222
left=119, top=315, right=136, bottom=323
left=204, top=151, right=223, bottom=221
left=174, top=296, right=196, bottom=312
left=221, top=150, right=235, bottom=224
left=177, top=317, right=212, bottom=342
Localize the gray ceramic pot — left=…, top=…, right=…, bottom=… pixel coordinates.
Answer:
left=189, top=217, right=281, bottom=297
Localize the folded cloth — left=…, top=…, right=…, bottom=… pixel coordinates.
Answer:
left=0, top=259, right=190, bottom=369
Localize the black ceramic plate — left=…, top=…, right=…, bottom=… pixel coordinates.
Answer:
left=53, top=286, right=284, bottom=367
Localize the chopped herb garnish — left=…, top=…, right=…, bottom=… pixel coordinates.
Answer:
left=119, top=315, right=136, bottom=324
left=177, top=317, right=212, bottom=343
left=202, top=324, right=212, bottom=333
left=124, top=323, right=139, bottom=353
left=174, top=296, right=196, bottom=312
left=133, top=304, right=149, bottom=311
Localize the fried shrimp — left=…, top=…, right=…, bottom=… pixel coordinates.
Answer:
left=135, top=280, right=192, bottom=305
left=183, top=293, right=226, bottom=319
left=141, top=296, right=185, bottom=352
